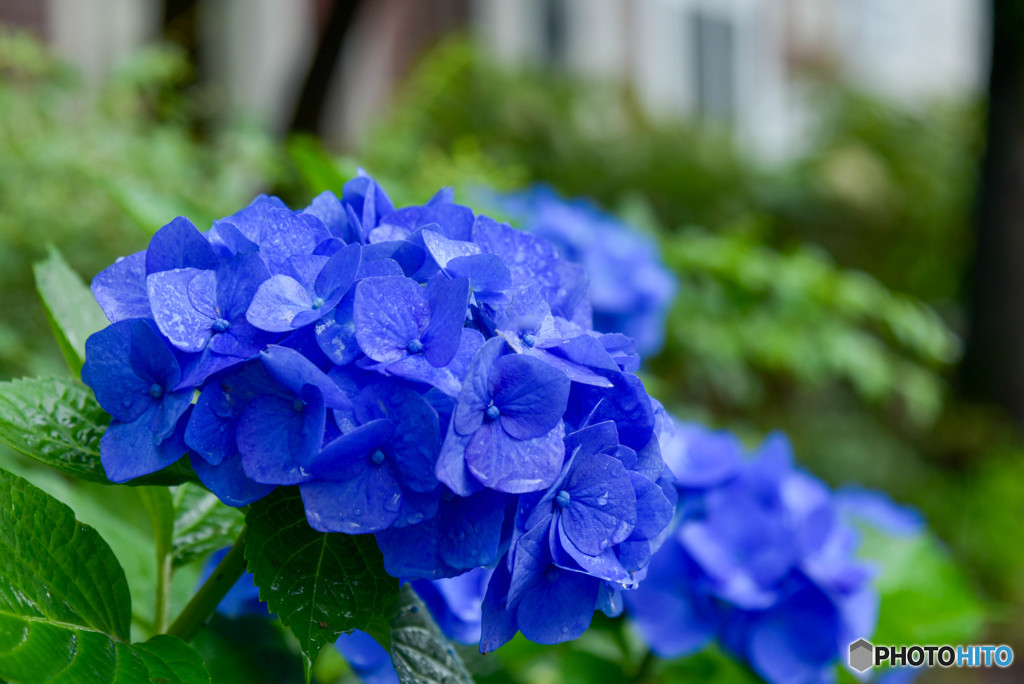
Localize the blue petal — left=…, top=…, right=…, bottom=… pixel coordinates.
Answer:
left=145, top=216, right=217, bottom=274
left=466, top=421, right=566, bottom=494
left=189, top=452, right=274, bottom=507
left=435, top=422, right=480, bottom=497
left=555, top=519, right=631, bottom=582
left=127, top=318, right=182, bottom=388
left=388, top=328, right=485, bottom=397
left=438, top=489, right=507, bottom=570
left=258, top=208, right=329, bottom=273
left=217, top=251, right=271, bottom=318
left=91, top=251, right=151, bottom=322
left=421, top=229, right=480, bottom=268
left=246, top=274, right=314, bottom=332
left=314, top=291, right=360, bottom=365
left=300, top=467, right=402, bottom=534
left=375, top=518, right=449, bottom=580
left=628, top=470, right=674, bottom=540
left=148, top=268, right=215, bottom=352
left=309, top=418, right=391, bottom=481
left=452, top=336, right=507, bottom=436
left=479, top=561, right=518, bottom=653
left=259, top=345, right=350, bottom=408
left=354, top=276, right=429, bottom=363
left=559, top=452, right=636, bottom=555
left=82, top=320, right=154, bottom=422
left=516, top=567, right=599, bottom=645
left=303, top=191, right=357, bottom=242
left=661, top=422, right=743, bottom=488
left=101, top=410, right=186, bottom=482
left=567, top=373, right=654, bottom=451
left=490, top=354, right=571, bottom=440
left=357, top=383, right=440, bottom=493
left=335, top=631, right=398, bottom=684
left=746, top=583, right=840, bottom=684
left=315, top=242, right=361, bottom=300
left=237, top=393, right=320, bottom=485
left=214, top=194, right=289, bottom=244
left=422, top=274, right=469, bottom=367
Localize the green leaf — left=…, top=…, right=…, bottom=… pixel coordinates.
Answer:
left=0, top=377, right=196, bottom=486
left=389, top=585, right=473, bottom=684
left=858, top=527, right=987, bottom=645
left=245, top=487, right=399, bottom=678
left=33, top=245, right=109, bottom=376
left=191, top=615, right=305, bottom=684
left=287, top=135, right=349, bottom=196
left=171, top=483, right=246, bottom=569
left=133, top=635, right=212, bottom=683
left=0, top=467, right=210, bottom=683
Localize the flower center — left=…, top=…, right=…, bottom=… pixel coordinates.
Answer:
left=212, top=317, right=231, bottom=333
left=522, top=333, right=536, bottom=348
left=292, top=399, right=305, bottom=413
left=149, top=384, right=164, bottom=399
left=556, top=490, right=571, bottom=508
left=371, top=450, right=386, bottom=466
left=485, top=404, right=501, bottom=421
left=311, top=296, right=325, bottom=310
left=407, top=339, right=424, bottom=354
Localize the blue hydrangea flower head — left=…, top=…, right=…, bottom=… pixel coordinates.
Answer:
left=626, top=421, right=902, bottom=683
left=84, top=175, right=677, bottom=651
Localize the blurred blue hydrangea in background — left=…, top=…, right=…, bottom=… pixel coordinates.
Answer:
left=489, top=185, right=677, bottom=358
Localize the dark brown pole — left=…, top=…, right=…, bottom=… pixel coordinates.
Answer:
left=959, top=0, right=1024, bottom=421
left=289, top=0, right=363, bottom=136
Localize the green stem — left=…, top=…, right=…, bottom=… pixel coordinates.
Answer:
left=152, top=542, right=173, bottom=633
left=165, top=528, right=247, bottom=642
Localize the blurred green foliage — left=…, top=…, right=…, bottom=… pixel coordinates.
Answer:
left=0, top=29, right=280, bottom=379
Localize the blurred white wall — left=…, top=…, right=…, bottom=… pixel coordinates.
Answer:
left=201, top=0, right=317, bottom=132
left=473, top=0, right=989, bottom=162
left=49, top=0, right=160, bottom=81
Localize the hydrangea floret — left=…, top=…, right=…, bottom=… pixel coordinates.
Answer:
left=625, top=417, right=919, bottom=683
left=82, top=173, right=676, bottom=646
left=489, top=185, right=677, bottom=357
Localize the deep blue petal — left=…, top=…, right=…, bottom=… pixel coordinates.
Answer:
left=438, top=489, right=506, bottom=570
left=422, top=274, right=469, bottom=367
left=190, top=452, right=274, bottom=507
left=489, top=354, right=571, bottom=440
left=246, top=274, right=314, bottom=332
left=101, top=410, right=185, bottom=482
left=237, top=394, right=319, bottom=485
left=453, top=336, right=507, bottom=435
left=148, top=268, right=215, bottom=353
left=309, top=418, right=391, bottom=481
left=388, top=328, right=485, bottom=397
left=91, top=251, right=151, bottom=322
left=516, top=568, right=599, bottom=645
left=560, top=452, right=636, bottom=555
left=466, top=421, right=566, bottom=494
left=145, top=216, right=217, bottom=274
left=354, top=276, right=429, bottom=363
left=82, top=320, right=154, bottom=422
left=300, top=468, right=402, bottom=534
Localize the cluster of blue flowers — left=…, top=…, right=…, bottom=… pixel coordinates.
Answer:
left=489, top=185, right=677, bottom=357
left=627, top=419, right=918, bottom=683
left=82, top=173, right=676, bottom=644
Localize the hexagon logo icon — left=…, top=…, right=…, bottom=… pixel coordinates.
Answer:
left=849, top=639, right=874, bottom=672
